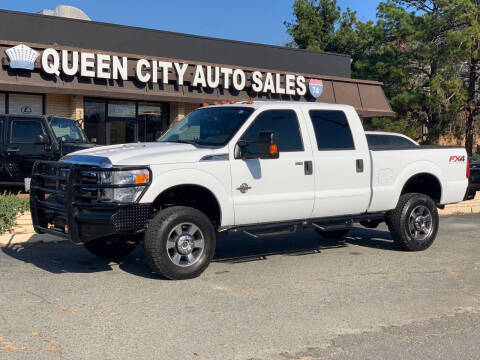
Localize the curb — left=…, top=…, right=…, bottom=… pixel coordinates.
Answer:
left=0, top=233, right=65, bottom=247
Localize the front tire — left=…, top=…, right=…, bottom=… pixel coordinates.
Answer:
left=83, top=235, right=137, bottom=261
left=388, top=193, right=439, bottom=251
left=144, top=206, right=216, bottom=280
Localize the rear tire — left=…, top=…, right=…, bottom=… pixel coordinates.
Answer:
left=83, top=235, right=137, bottom=261
left=314, top=228, right=350, bottom=239
left=144, top=206, right=216, bottom=280
left=388, top=193, right=439, bottom=251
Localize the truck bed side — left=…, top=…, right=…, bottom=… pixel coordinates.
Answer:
left=368, top=146, right=468, bottom=212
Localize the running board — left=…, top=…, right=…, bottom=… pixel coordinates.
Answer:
left=224, top=213, right=386, bottom=238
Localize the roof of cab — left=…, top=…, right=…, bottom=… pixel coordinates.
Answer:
left=201, top=100, right=356, bottom=112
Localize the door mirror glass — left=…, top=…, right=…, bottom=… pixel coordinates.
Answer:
left=35, top=134, right=46, bottom=144
left=258, top=131, right=279, bottom=159
left=235, top=132, right=279, bottom=159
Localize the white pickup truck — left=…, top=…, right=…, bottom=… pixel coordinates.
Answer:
left=30, top=101, right=469, bottom=279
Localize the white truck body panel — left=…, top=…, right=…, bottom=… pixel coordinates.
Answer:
left=64, top=101, right=469, bottom=228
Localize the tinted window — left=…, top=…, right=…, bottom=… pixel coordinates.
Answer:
left=309, top=110, right=354, bottom=150
left=11, top=120, right=44, bottom=143
left=0, top=118, right=3, bottom=145
left=389, top=135, right=416, bottom=147
left=242, top=110, right=303, bottom=153
left=367, top=134, right=416, bottom=148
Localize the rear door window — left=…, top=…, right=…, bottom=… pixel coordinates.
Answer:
left=309, top=110, right=355, bottom=150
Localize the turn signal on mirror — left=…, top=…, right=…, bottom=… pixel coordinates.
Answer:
left=269, top=144, right=278, bottom=155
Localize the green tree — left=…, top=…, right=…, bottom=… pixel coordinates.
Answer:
left=449, top=0, right=480, bottom=155
left=377, top=0, right=466, bottom=144
left=284, top=0, right=340, bottom=51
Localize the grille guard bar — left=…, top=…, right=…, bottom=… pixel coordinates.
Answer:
left=30, top=161, right=151, bottom=244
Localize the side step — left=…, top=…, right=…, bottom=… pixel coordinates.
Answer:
left=225, top=213, right=386, bottom=239
left=242, top=225, right=298, bottom=239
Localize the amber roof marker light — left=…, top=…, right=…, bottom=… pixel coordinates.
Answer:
left=247, top=99, right=254, bottom=104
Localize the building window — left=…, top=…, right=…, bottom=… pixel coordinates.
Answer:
left=84, top=98, right=169, bottom=145
left=8, top=93, right=43, bottom=115
left=84, top=99, right=106, bottom=145
left=138, top=102, right=167, bottom=142
left=0, top=93, right=5, bottom=115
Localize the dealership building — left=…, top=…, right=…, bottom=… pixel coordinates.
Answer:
left=0, top=8, right=393, bottom=145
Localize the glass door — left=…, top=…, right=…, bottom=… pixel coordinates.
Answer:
left=137, top=102, right=167, bottom=142
left=107, top=101, right=136, bottom=144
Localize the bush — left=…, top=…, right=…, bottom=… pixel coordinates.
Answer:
left=0, top=192, right=30, bottom=235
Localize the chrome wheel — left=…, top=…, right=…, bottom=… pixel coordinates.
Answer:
left=408, top=205, right=433, bottom=241
left=166, top=222, right=205, bottom=267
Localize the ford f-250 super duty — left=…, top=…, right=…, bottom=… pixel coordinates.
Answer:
left=30, top=101, right=469, bottom=280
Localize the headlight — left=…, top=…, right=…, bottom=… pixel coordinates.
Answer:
left=99, top=169, right=150, bottom=203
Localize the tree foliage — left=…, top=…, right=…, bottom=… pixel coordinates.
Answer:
left=285, top=0, right=480, bottom=154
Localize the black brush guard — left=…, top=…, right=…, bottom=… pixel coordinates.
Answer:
left=30, top=161, right=151, bottom=244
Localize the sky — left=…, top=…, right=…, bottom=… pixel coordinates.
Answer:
left=0, top=0, right=380, bottom=46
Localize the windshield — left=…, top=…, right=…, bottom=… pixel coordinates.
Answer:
left=49, top=117, right=88, bottom=143
left=159, top=107, right=254, bottom=146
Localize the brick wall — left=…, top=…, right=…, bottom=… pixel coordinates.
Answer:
left=169, top=102, right=200, bottom=127
left=45, top=94, right=84, bottom=122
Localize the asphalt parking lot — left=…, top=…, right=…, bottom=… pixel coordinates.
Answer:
left=0, top=214, right=479, bottom=360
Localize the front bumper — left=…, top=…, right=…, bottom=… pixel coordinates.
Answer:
left=30, top=161, right=152, bottom=244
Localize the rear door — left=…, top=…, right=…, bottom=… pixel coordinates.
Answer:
left=229, top=107, right=315, bottom=225
left=6, top=117, right=54, bottom=181
left=303, top=108, right=371, bottom=218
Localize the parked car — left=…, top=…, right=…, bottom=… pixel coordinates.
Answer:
left=365, top=131, right=419, bottom=148
left=0, top=115, right=95, bottom=188
left=465, top=156, right=480, bottom=200
left=31, top=101, right=469, bottom=280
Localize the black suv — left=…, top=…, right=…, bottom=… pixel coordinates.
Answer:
left=0, top=115, right=95, bottom=187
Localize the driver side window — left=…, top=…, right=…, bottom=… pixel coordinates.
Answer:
left=10, top=120, right=45, bottom=144
left=241, top=110, right=303, bottom=154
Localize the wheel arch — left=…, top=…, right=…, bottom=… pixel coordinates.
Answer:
left=400, top=172, right=443, bottom=203
left=141, top=168, right=234, bottom=227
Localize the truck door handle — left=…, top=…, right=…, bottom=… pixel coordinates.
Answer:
left=7, top=147, right=20, bottom=153
left=304, top=161, right=313, bottom=175
left=356, top=159, right=364, bottom=173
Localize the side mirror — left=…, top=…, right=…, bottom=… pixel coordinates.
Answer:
left=35, top=134, right=46, bottom=144
left=258, top=131, right=279, bottom=159
left=60, top=136, right=67, bottom=143
left=90, top=137, right=97, bottom=144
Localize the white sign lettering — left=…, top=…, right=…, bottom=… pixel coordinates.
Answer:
left=36, top=48, right=310, bottom=96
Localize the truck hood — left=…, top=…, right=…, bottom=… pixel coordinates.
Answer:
left=61, top=142, right=97, bottom=155
left=61, top=142, right=216, bottom=166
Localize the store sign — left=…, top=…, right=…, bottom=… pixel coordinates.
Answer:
left=6, top=44, right=40, bottom=70
left=308, top=79, right=324, bottom=98
left=6, top=44, right=324, bottom=98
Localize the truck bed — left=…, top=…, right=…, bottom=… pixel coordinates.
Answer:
left=368, top=146, right=468, bottom=212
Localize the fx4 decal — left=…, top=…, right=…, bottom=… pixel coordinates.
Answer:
left=449, top=155, right=465, bottom=163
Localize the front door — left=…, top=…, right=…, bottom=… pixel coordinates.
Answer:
left=6, top=117, right=53, bottom=181
left=230, top=108, right=315, bottom=225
